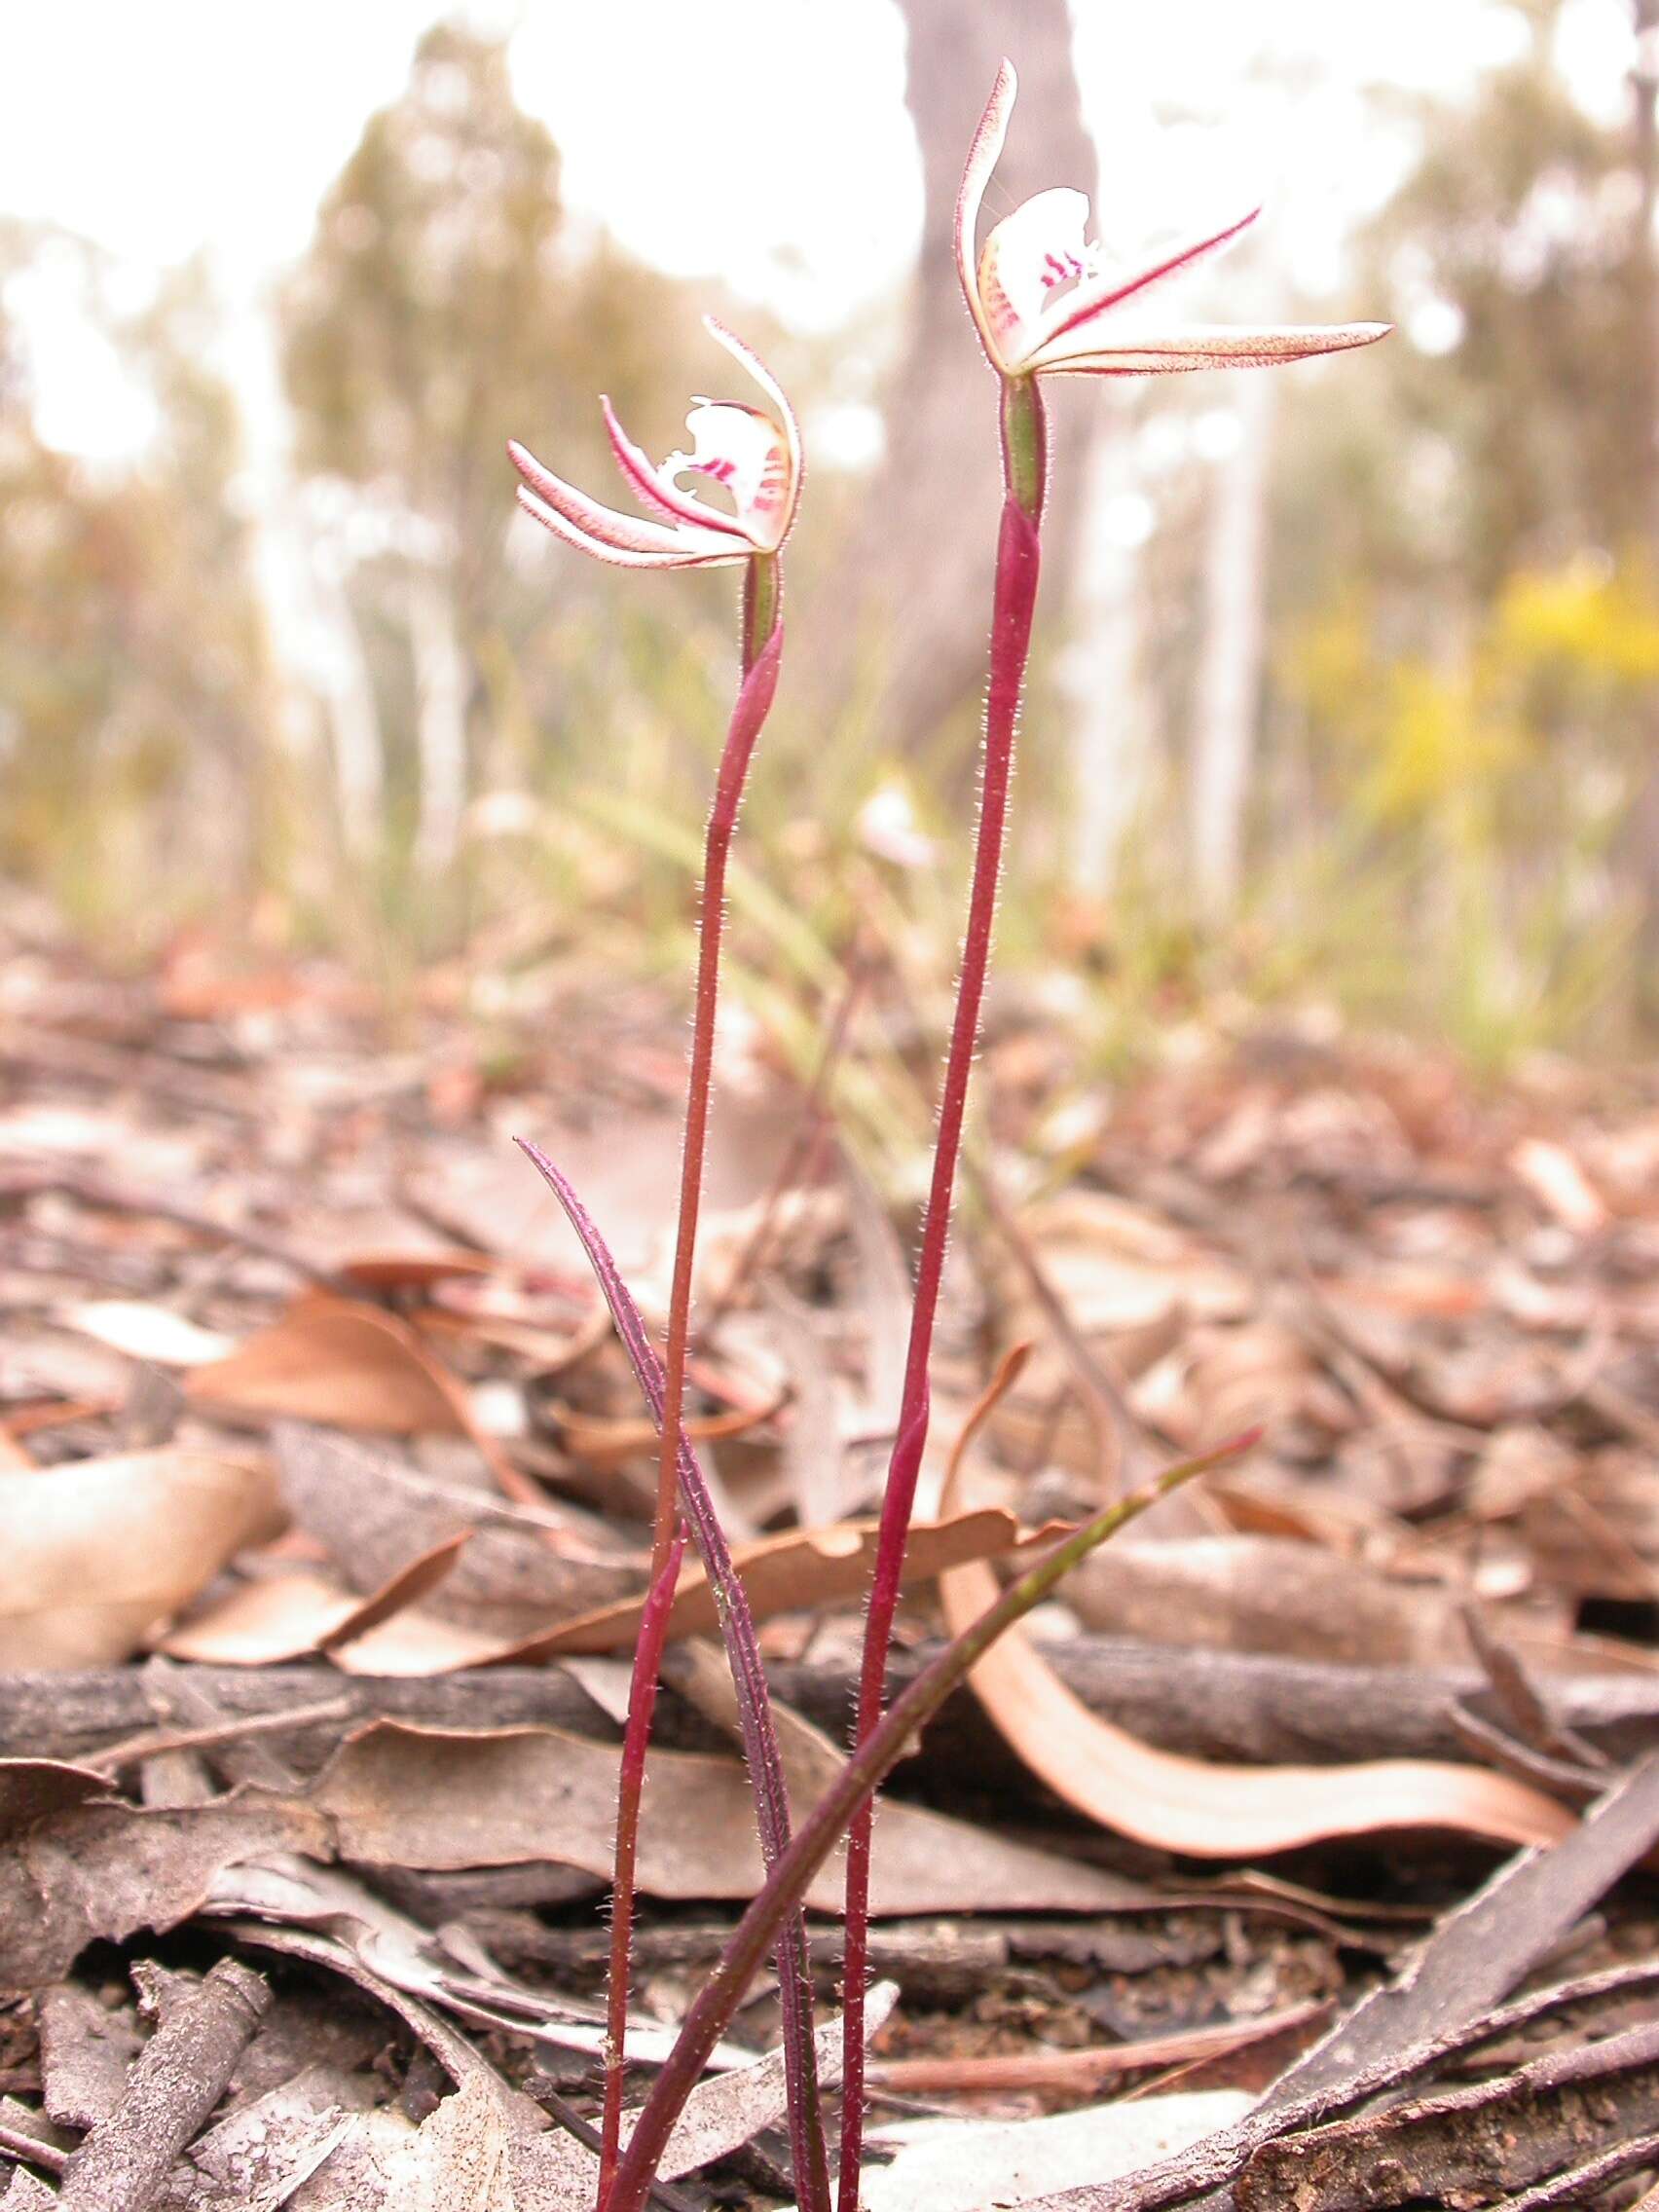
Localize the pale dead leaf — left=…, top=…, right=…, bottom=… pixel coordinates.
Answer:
left=214, top=1861, right=754, bottom=2077
left=58, top=1299, right=239, bottom=1366
left=0, top=1792, right=329, bottom=1987
left=310, top=1719, right=1151, bottom=1915
left=156, top=1534, right=469, bottom=1665
left=0, top=1448, right=281, bottom=1667
left=273, top=1424, right=639, bottom=1629
left=859, top=2090, right=1254, bottom=2212
left=999, top=1189, right=1252, bottom=1337
left=326, top=1505, right=1064, bottom=1673
left=1510, top=1136, right=1608, bottom=1235
left=669, top=1636, right=1159, bottom=1915
left=506, top=1982, right=903, bottom=2206
left=189, top=1297, right=474, bottom=1437
left=187, top=1295, right=539, bottom=1507
left=1068, top=1534, right=1489, bottom=1667
left=292, top=2080, right=513, bottom=2212
left=939, top=1379, right=1576, bottom=1859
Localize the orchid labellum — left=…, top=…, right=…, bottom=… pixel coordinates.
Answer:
left=509, top=314, right=800, bottom=585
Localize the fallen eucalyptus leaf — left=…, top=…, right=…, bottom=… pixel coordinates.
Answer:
left=940, top=1359, right=1575, bottom=1859
left=859, top=2091, right=1254, bottom=2212
left=310, top=1719, right=1146, bottom=1915
left=0, top=1449, right=281, bottom=1667
left=156, top=1535, right=470, bottom=1665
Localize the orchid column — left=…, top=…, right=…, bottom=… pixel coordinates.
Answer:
left=510, top=320, right=827, bottom=2212
left=836, top=63, right=1389, bottom=2204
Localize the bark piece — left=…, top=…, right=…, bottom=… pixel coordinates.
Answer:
left=1237, top=2018, right=1659, bottom=2212
left=1258, top=1745, right=1659, bottom=2113
left=38, top=1984, right=143, bottom=2131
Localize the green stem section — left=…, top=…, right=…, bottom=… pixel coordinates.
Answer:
left=1000, top=374, right=1048, bottom=524
left=603, top=1434, right=1252, bottom=2212
left=741, top=552, right=782, bottom=677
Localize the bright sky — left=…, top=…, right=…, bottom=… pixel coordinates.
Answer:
left=0, top=0, right=1637, bottom=455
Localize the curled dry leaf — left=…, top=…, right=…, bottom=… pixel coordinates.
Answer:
left=186, top=1294, right=540, bottom=1507
left=155, top=1533, right=471, bottom=1665
left=0, top=1448, right=282, bottom=1668
left=939, top=1353, right=1576, bottom=1859
left=320, top=1504, right=1065, bottom=1674
left=0, top=1790, right=330, bottom=1987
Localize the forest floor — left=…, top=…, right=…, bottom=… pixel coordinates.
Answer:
left=3, top=931, right=1659, bottom=2210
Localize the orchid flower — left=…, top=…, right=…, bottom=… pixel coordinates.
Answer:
left=835, top=63, right=1390, bottom=2212
left=509, top=314, right=800, bottom=585
left=509, top=325, right=828, bottom=2212
left=957, top=66, right=1389, bottom=390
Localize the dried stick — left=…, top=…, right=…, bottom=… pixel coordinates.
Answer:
left=58, top=1958, right=269, bottom=2212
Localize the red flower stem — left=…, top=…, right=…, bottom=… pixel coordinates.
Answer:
left=599, top=1522, right=688, bottom=2203
left=592, top=548, right=830, bottom=2212
left=651, top=557, right=781, bottom=1570
left=517, top=1138, right=830, bottom=2212
left=603, top=1435, right=1250, bottom=2212
left=836, top=375, right=1047, bottom=2210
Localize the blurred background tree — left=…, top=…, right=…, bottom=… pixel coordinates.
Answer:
left=278, top=20, right=705, bottom=921
left=1255, top=0, right=1659, bottom=1049
left=0, top=226, right=273, bottom=933
left=2, top=2, right=1656, bottom=1055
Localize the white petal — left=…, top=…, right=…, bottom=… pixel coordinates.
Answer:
left=1028, top=319, right=1392, bottom=376
left=955, top=60, right=1018, bottom=369
left=515, top=487, right=744, bottom=570
left=1028, top=207, right=1261, bottom=359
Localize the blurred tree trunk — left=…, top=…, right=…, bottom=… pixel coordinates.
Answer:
left=811, top=0, right=1101, bottom=757
left=1630, top=0, right=1659, bottom=1014
left=1063, top=400, right=1151, bottom=890
left=1189, top=374, right=1276, bottom=920
left=408, top=564, right=470, bottom=878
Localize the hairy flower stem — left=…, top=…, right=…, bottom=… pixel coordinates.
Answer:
left=836, top=375, right=1047, bottom=2208
left=604, top=1436, right=1248, bottom=2212
left=519, top=1139, right=830, bottom=2212
left=595, top=549, right=830, bottom=2212
left=653, top=556, right=781, bottom=1568
left=600, top=1523, right=687, bottom=2200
